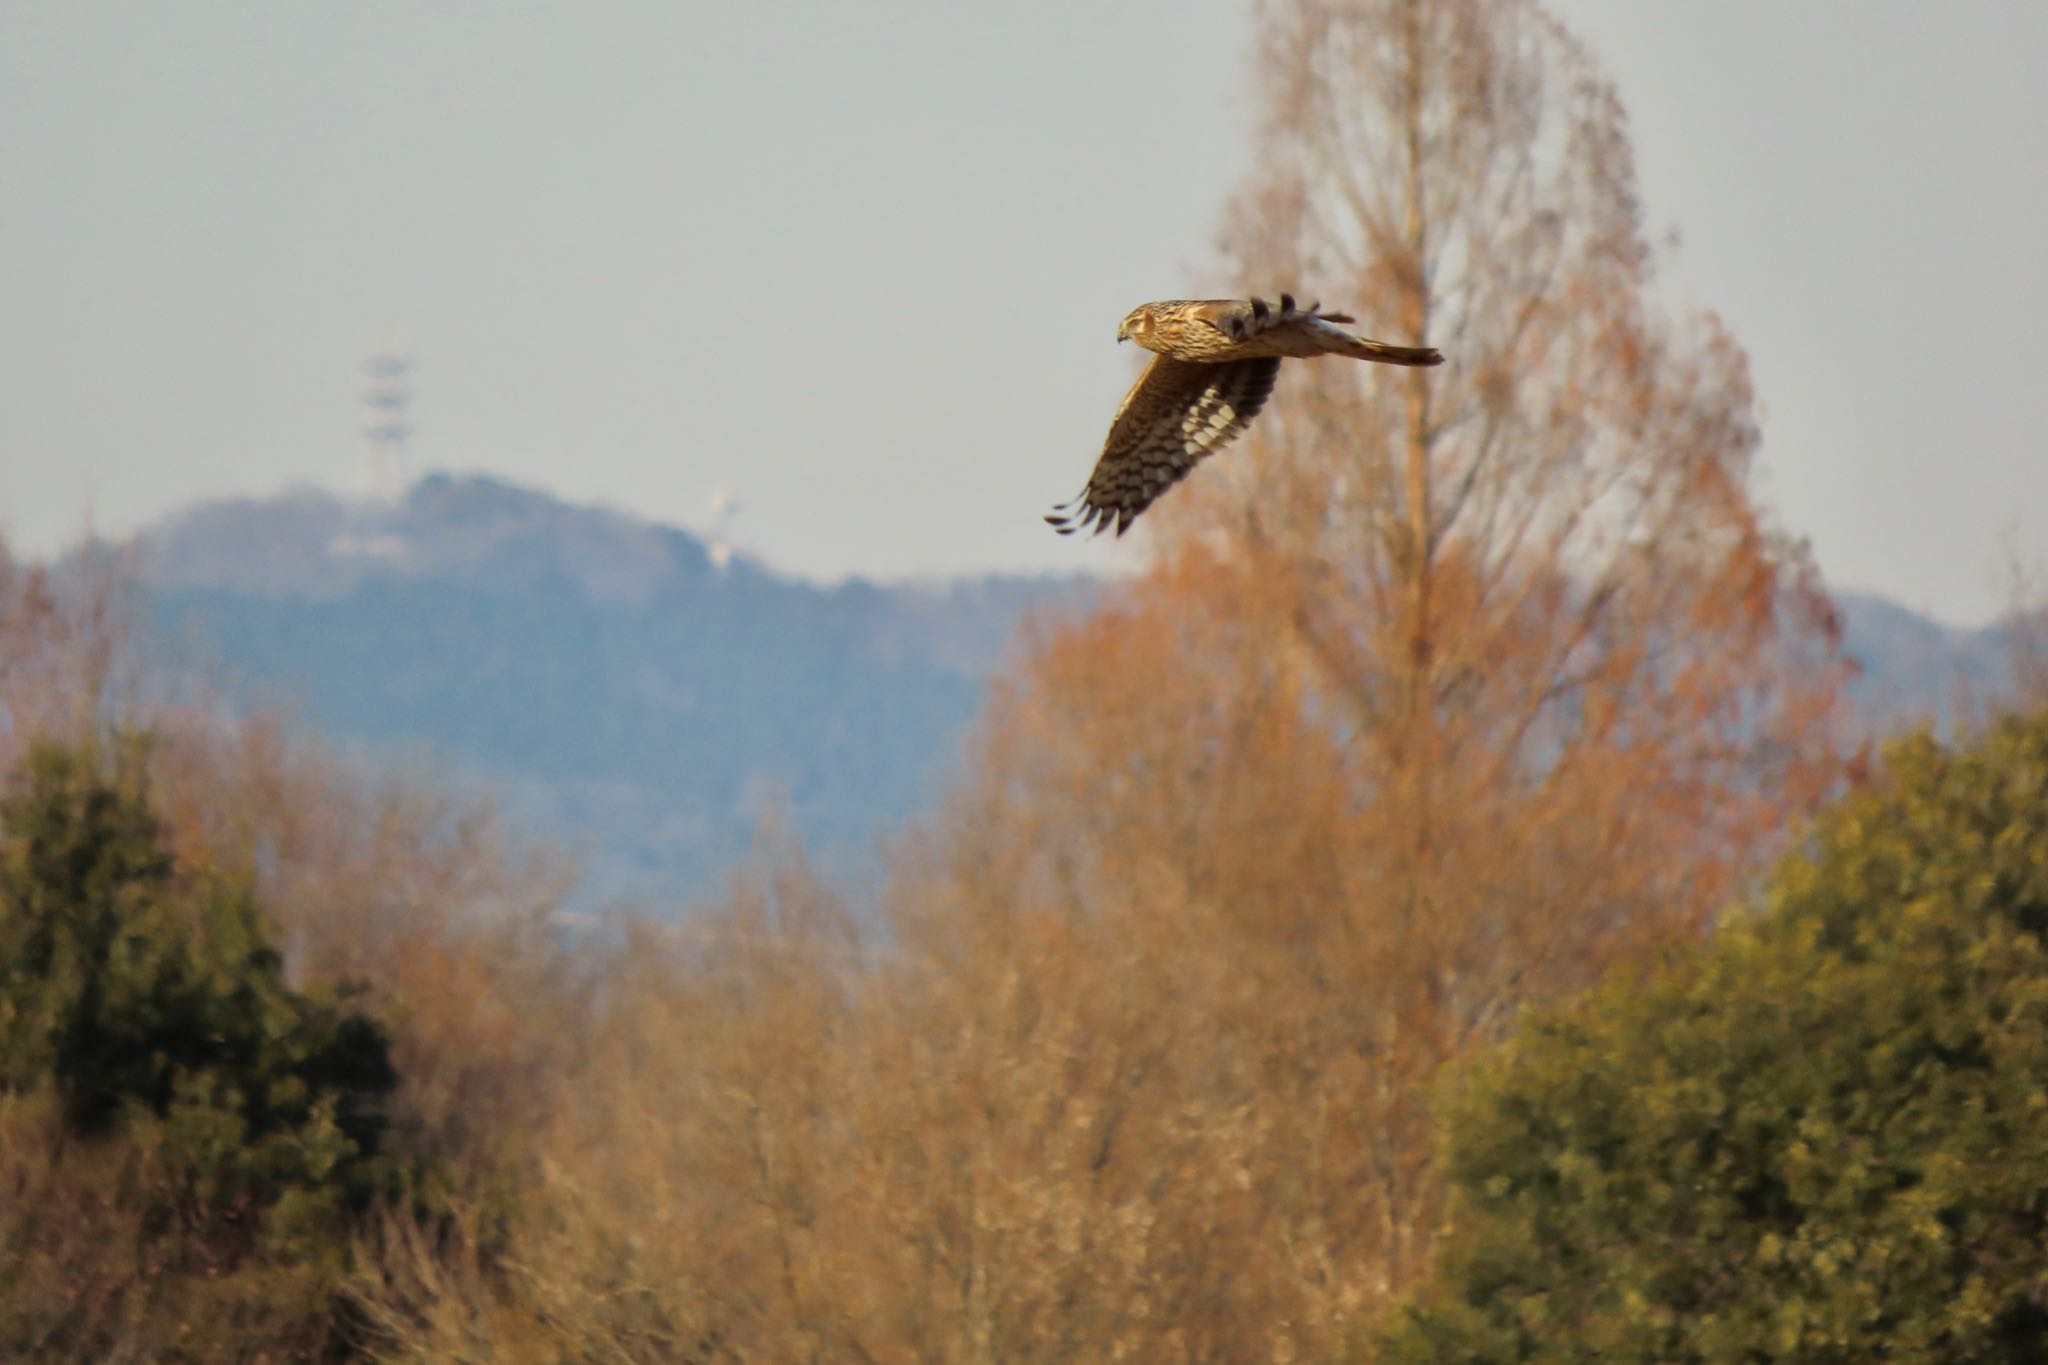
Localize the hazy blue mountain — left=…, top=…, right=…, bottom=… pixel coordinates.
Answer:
left=137, top=475, right=1090, bottom=909
left=1834, top=590, right=2012, bottom=728
left=126, top=474, right=2011, bottom=911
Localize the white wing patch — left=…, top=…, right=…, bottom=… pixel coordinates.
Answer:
left=1180, top=388, right=1239, bottom=452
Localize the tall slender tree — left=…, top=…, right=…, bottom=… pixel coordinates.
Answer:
left=1187, top=0, right=1850, bottom=894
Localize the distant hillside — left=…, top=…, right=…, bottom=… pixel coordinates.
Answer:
left=124, top=475, right=2013, bottom=911
left=137, top=475, right=1090, bottom=908
left=1834, top=590, right=2012, bottom=727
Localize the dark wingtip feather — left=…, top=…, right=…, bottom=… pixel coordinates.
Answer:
left=1050, top=486, right=1125, bottom=537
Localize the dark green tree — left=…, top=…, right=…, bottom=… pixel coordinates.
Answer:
left=1384, top=713, right=2048, bottom=1362
left=0, top=736, right=399, bottom=1276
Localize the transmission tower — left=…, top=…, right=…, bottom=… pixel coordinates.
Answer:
left=361, top=354, right=414, bottom=501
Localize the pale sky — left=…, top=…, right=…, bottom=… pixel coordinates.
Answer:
left=5, top=3, right=2045, bottom=625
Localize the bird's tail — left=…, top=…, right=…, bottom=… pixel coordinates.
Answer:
left=1337, top=336, right=1444, bottom=367
left=1270, top=295, right=1444, bottom=366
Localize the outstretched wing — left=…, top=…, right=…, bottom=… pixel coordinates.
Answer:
left=1046, top=355, right=1281, bottom=537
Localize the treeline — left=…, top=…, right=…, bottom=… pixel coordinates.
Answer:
left=8, top=568, right=2048, bottom=1361
left=6, top=0, right=2045, bottom=1360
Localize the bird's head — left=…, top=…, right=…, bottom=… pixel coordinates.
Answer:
left=1116, top=306, right=1152, bottom=345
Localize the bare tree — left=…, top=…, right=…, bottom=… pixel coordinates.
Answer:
left=1141, top=0, right=1857, bottom=975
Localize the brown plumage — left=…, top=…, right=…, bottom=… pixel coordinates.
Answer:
left=1047, top=294, right=1444, bottom=537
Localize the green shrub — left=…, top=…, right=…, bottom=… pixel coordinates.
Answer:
left=0, top=737, right=401, bottom=1357
left=1385, top=715, right=2048, bottom=1362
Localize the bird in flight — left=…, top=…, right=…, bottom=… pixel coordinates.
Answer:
left=1047, top=295, right=1444, bottom=536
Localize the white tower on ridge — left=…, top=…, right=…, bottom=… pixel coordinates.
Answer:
left=707, top=488, right=741, bottom=572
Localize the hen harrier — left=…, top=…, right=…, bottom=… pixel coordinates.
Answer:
left=1047, top=295, right=1444, bottom=536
